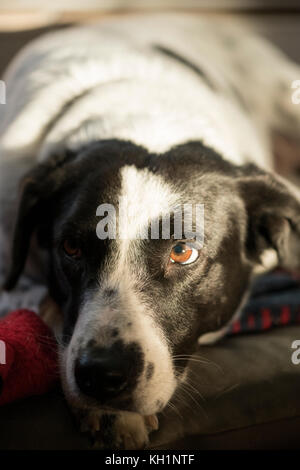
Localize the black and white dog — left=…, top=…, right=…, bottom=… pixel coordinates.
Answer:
left=0, top=14, right=300, bottom=448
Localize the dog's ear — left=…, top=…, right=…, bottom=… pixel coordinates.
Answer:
left=238, top=164, right=300, bottom=270
left=3, top=151, right=75, bottom=291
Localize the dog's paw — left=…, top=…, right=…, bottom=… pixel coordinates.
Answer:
left=75, top=408, right=159, bottom=450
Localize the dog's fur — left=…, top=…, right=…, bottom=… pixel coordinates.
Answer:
left=0, top=14, right=300, bottom=448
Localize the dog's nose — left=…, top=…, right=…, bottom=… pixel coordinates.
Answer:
left=74, top=341, right=142, bottom=402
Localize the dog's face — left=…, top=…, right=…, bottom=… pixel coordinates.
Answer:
left=5, top=140, right=300, bottom=415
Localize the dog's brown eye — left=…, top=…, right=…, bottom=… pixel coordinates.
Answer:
left=63, top=240, right=82, bottom=259
left=170, top=243, right=198, bottom=265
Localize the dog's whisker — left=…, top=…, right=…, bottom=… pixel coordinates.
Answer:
left=213, top=383, right=240, bottom=400
left=173, top=355, right=224, bottom=374
left=180, top=374, right=207, bottom=403
left=177, top=384, right=208, bottom=420
left=165, top=399, right=184, bottom=421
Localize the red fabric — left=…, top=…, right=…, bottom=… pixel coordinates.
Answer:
left=0, top=310, right=58, bottom=406
left=232, top=320, right=241, bottom=334
left=261, top=308, right=272, bottom=330
left=229, top=270, right=300, bottom=335
left=280, top=306, right=290, bottom=325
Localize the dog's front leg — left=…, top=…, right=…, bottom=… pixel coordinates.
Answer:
left=74, top=407, right=159, bottom=450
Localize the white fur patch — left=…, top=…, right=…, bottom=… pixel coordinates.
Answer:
left=118, top=165, right=180, bottom=242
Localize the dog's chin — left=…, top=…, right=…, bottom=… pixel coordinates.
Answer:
left=62, top=383, right=173, bottom=416
left=61, top=373, right=177, bottom=417
left=101, top=397, right=162, bottom=416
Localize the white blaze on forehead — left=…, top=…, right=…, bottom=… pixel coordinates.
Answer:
left=118, top=165, right=180, bottom=241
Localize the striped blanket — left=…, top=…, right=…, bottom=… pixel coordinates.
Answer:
left=230, top=270, right=300, bottom=335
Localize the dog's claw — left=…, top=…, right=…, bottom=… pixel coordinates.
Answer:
left=145, top=414, right=159, bottom=432
left=75, top=408, right=158, bottom=450
left=79, top=412, right=100, bottom=433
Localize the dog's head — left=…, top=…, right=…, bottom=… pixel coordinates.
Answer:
left=4, top=139, right=300, bottom=414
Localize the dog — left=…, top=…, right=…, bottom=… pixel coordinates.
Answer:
left=0, top=13, right=300, bottom=449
